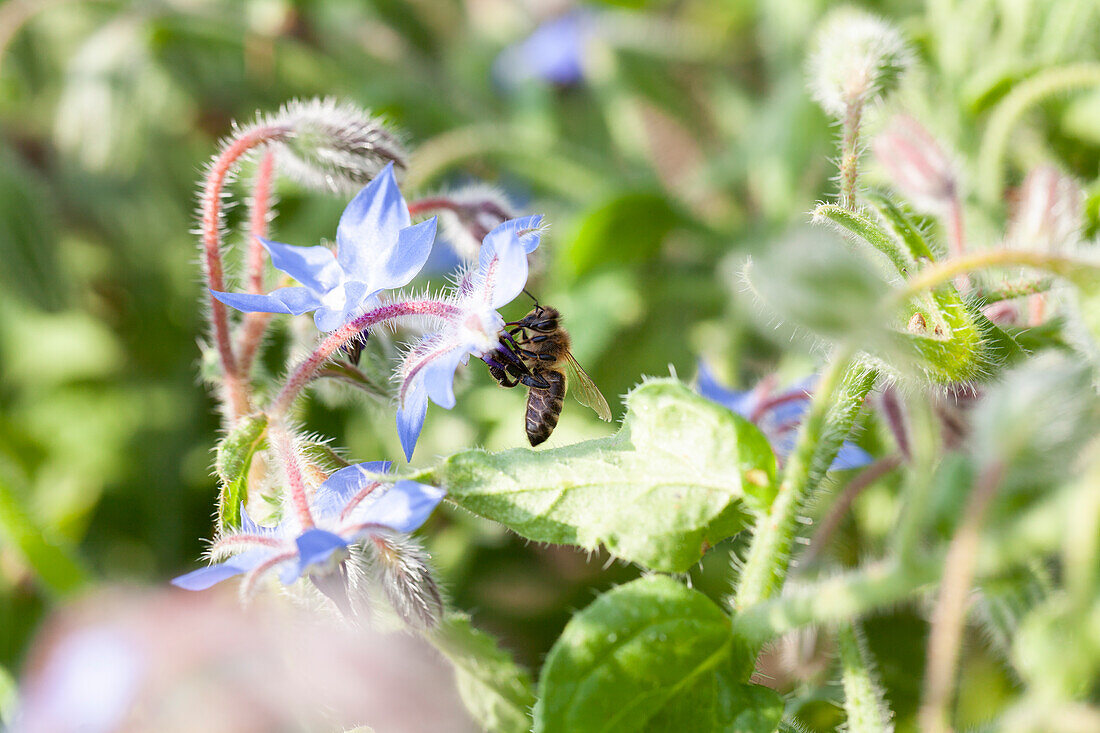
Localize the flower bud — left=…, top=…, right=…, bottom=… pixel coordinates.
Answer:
left=258, top=98, right=408, bottom=194
left=873, top=115, right=959, bottom=212
left=427, top=186, right=516, bottom=260
left=373, top=535, right=443, bottom=630
left=807, top=8, right=911, bottom=118
left=1007, top=165, right=1084, bottom=253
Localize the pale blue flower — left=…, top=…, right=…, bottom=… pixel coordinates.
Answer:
left=211, top=162, right=437, bottom=332
left=172, top=461, right=445, bottom=594
left=697, top=362, right=873, bottom=470
left=396, top=215, right=542, bottom=460
left=493, top=11, right=594, bottom=88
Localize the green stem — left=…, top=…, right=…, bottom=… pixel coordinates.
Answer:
left=977, top=63, right=1100, bottom=204
left=734, top=348, right=874, bottom=610
left=838, top=622, right=894, bottom=733
left=732, top=478, right=1070, bottom=644
left=0, top=474, right=87, bottom=596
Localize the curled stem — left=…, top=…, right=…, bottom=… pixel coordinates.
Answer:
left=200, top=125, right=288, bottom=420
left=895, top=250, right=1100, bottom=304
left=977, top=63, right=1100, bottom=204
left=269, top=300, right=461, bottom=419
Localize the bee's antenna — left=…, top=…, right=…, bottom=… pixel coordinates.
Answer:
left=523, top=288, right=540, bottom=308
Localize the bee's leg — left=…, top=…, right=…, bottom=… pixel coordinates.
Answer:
left=484, top=357, right=520, bottom=388
left=519, top=373, right=552, bottom=390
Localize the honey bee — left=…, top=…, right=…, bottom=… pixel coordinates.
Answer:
left=486, top=304, right=612, bottom=446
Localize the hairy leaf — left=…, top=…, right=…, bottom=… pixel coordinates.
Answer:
left=534, top=576, right=772, bottom=733
left=432, top=615, right=536, bottom=733
left=215, top=414, right=268, bottom=529
left=436, top=379, right=776, bottom=572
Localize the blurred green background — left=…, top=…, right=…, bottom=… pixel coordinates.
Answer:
left=1, top=0, right=1097, bottom=729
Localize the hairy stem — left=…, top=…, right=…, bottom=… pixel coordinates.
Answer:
left=735, top=349, right=874, bottom=610
left=896, top=250, right=1100, bottom=304
left=919, top=461, right=1005, bottom=733
left=838, top=621, right=894, bottom=733
left=269, top=300, right=461, bottom=419
left=271, top=426, right=315, bottom=530
left=840, top=100, right=864, bottom=211
left=200, top=125, right=287, bottom=421
left=237, top=148, right=278, bottom=377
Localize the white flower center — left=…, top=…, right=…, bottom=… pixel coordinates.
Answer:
left=461, top=308, right=504, bottom=356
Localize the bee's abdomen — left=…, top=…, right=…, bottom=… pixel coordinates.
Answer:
left=526, top=370, right=566, bottom=446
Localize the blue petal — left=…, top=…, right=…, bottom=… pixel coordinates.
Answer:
left=831, top=442, right=874, bottom=470
left=358, top=480, right=446, bottom=533
left=293, top=529, right=349, bottom=580
left=423, top=346, right=467, bottom=409
left=260, top=238, right=342, bottom=293
left=313, top=461, right=393, bottom=517
left=171, top=560, right=248, bottom=591
left=765, top=396, right=810, bottom=428
left=479, top=215, right=542, bottom=308
left=210, top=286, right=321, bottom=315
left=383, top=217, right=437, bottom=287
left=696, top=361, right=757, bottom=418
left=493, top=12, right=590, bottom=88
left=396, top=379, right=429, bottom=461
left=335, top=163, right=412, bottom=281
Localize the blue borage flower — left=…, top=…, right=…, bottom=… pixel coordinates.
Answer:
left=210, top=162, right=437, bottom=332
left=696, top=362, right=873, bottom=470
left=396, top=215, right=543, bottom=460
left=172, top=461, right=445, bottom=603
left=493, top=10, right=595, bottom=88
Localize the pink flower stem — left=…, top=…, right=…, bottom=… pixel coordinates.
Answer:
left=269, top=299, right=462, bottom=419
left=237, top=148, right=279, bottom=377
left=272, top=427, right=315, bottom=530
left=200, top=125, right=288, bottom=420
left=407, top=196, right=460, bottom=217
left=946, top=195, right=971, bottom=292
left=212, top=534, right=283, bottom=553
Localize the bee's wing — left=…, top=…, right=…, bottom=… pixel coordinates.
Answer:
left=564, top=352, right=612, bottom=421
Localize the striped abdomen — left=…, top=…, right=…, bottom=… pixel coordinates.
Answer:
left=525, top=369, right=566, bottom=446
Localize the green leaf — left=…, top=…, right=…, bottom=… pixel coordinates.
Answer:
left=215, top=414, right=267, bottom=529
left=862, top=194, right=937, bottom=262
left=431, top=614, right=537, bottom=733
left=436, top=379, right=776, bottom=573
left=534, top=576, right=772, bottom=733
left=813, top=203, right=914, bottom=276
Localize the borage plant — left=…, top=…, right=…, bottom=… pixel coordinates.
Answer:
left=169, top=11, right=1100, bottom=729
left=18, top=6, right=1100, bottom=730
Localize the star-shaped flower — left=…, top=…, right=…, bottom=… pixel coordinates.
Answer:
left=395, top=215, right=542, bottom=460
left=171, top=461, right=445, bottom=603
left=211, top=162, right=437, bottom=332
left=697, top=362, right=872, bottom=470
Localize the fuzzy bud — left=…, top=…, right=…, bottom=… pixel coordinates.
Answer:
left=873, top=115, right=958, bottom=212
left=807, top=8, right=911, bottom=118
left=427, top=186, right=516, bottom=260
left=1007, top=165, right=1084, bottom=253
left=258, top=98, right=408, bottom=194
left=373, top=535, right=443, bottom=630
